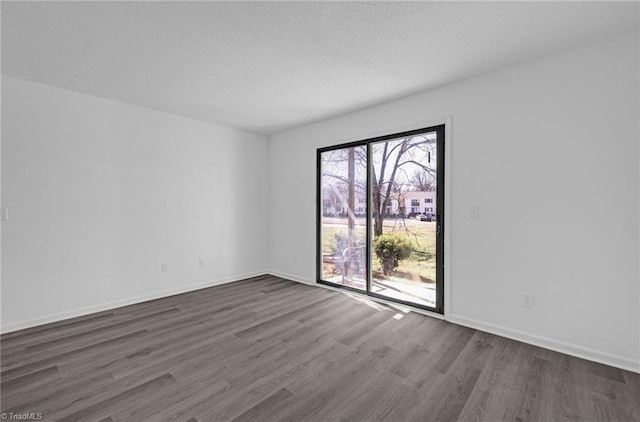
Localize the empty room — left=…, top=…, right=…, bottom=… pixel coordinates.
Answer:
left=1, top=1, right=639, bottom=421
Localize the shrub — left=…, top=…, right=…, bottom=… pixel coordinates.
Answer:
left=331, top=233, right=349, bottom=256
left=373, top=234, right=413, bottom=276
left=331, top=232, right=366, bottom=254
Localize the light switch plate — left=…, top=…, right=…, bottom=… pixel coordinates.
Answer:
left=469, top=204, right=479, bottom=218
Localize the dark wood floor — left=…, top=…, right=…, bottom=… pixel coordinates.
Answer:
left=1, top=275, right=639, bottom=422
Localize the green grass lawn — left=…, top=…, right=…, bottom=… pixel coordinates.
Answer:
left=321, top=217, right=436, bottom=282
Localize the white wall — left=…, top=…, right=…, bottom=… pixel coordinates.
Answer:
left=268, top=32, right=640, bottom=371
left=1, top=76, right=269, bottom=332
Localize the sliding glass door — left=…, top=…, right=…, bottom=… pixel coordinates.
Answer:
left=317, top=125, right=444, bottom=313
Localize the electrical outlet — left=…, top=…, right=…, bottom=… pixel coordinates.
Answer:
left=522, top=293, right=534, bottom=308
left=469, top=204, right=479, bottom=218
left=199, top=258, right=205, bottom=267
left=162, top=264, right=168, bottom=273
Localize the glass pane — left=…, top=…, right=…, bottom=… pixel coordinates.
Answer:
left=370, top=132, right=437, bottom=307
left=319, top=146, right=367, bottom=290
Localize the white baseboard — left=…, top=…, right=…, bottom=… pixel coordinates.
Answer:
left=448, top=313, right=640, bottom=374
left=1, top=270, right=267, bottom=334
left=266, top=269, right=315, bottom=286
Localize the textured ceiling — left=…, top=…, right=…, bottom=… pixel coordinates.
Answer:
left=2, top=1, right=639, bottom=135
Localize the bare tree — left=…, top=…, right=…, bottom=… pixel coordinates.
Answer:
left=347, top=147, right=355, bottom=249
left=409, top=169, right=435, bottom=192
left=321, top=147, right=366, bottom=252
left=321, top=136, right=435, bottom=240
left=371, top=135, right=435, bottom=237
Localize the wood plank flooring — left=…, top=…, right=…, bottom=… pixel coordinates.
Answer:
left=1, top=275, right=639, bottom=421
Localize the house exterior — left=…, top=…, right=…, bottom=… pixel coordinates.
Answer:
left=403, top=191, right=437, bottom=216
left=321, top=187, right=367, bottom=217
left=322, top=186, right=436, bottom=218
left=382, top=190, right=436, bottom=217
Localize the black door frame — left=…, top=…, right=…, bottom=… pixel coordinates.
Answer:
left=316, top=124, right=445, bottom=314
